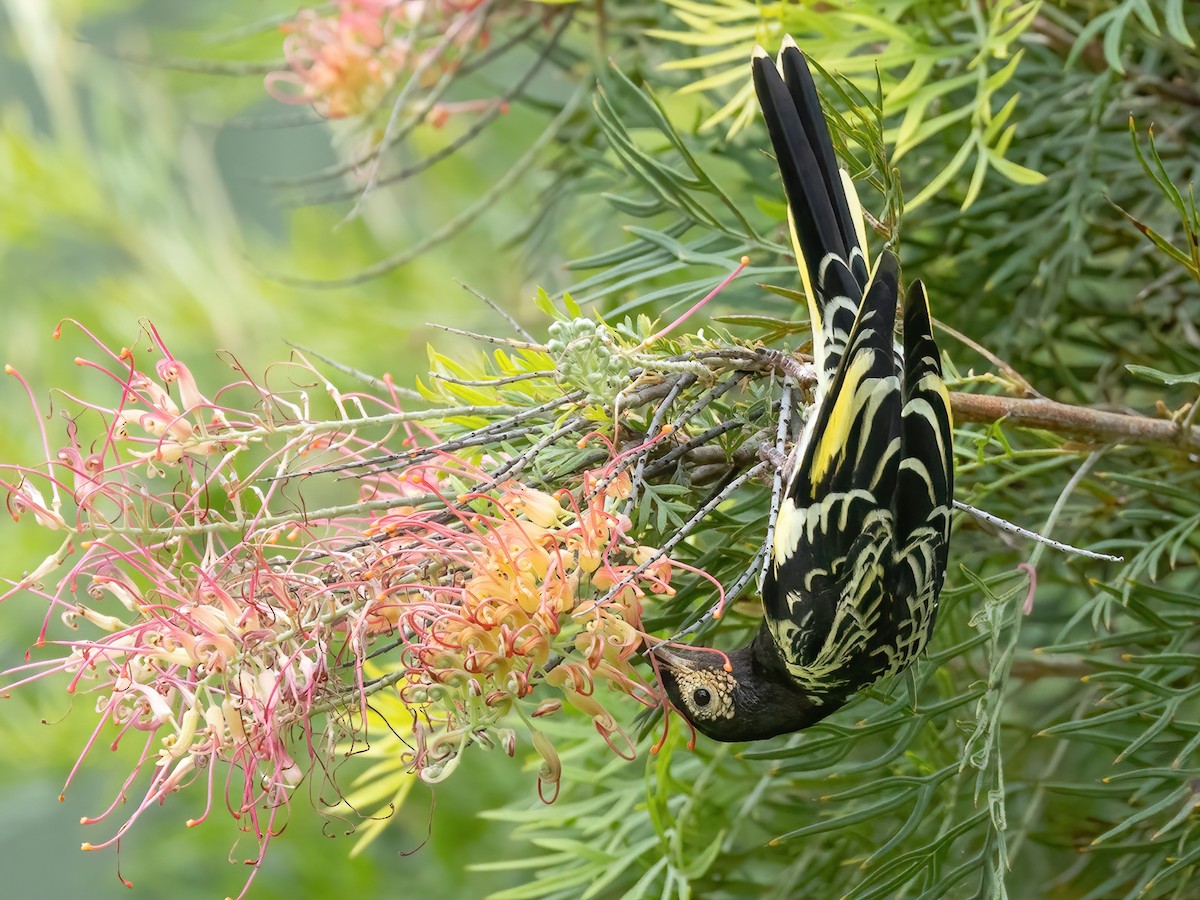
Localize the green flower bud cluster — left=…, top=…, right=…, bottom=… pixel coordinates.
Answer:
left=547, top=317, right=631, bottom=401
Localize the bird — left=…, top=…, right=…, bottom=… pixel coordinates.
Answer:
left=652, top=38, right=955, bottom=742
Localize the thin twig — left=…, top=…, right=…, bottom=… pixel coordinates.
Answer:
left=762, top=381, right=794, bottom=579
left=625, top=374, right=694, bottom=509
left=642, top=418, right=753, bottom=479
left=280, top=389, right=586, bottom=478
left=667, top=543, right=768, bottom=642
left=426, top=324, right=547, bottom=351
left=589, top=367, right=759, bottom=505
left=456, top=279, right=536, bottom=342
left=935, top=321, right=1040, bottom=398
left=1028, top=451, right=1106, bottom=571
left=431, top=370, right=555, bottom=388
left=484, top=415, right=589, bottom=483
left=89, top=492, right=441, bottom=539
left=954, top=501, right=1123, bottom=563
left=332, top=420, right=544, bottom=481
left=575, top=461, right=769, bottom=618
left=283, top=339, right=421, bottom=397
left=669, top=373, right=746, bottom=431
left=667, top=383, right=794, bottom=641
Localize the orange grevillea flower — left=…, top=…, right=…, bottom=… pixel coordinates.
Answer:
left=384, top=472, right=672, bottom=799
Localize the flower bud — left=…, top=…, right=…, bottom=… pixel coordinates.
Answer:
left=532, top=699, right=562, bottom=718
left=500, top=730, right=516, bottom=757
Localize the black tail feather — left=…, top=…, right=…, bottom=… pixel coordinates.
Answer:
left=778, top=47, right=867, bottom=289
left=752, top=44, right=868, bottom=382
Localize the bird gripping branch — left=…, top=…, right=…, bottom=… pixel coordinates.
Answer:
left=653, top=39, right=955, bottom=742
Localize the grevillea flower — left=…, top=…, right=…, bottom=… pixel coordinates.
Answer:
left=384, top=469, right=671, bottom=800
left=267, top=2, right=409, bottom=119
left=266, top=0, right=504, bottom=122
left=0, top=319, right=689, bottom=895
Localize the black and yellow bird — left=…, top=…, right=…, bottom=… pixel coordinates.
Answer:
left=653, top=39, right=955, bottom=742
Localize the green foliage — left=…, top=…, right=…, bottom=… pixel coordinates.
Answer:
left=649, top=0, right=1046, bottom=208
left=1115, top=117, right=1200, bottom=286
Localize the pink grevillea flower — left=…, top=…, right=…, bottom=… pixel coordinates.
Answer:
left=0, top=321, right=378, bottom=895
left=266, top=0, right=499, bottom=121
left=268, top=2, right=409, bottom=118
left=1, top=319, right=688, bottom=893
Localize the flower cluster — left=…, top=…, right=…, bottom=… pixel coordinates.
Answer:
left=266, top=0, right=502, bottom=122
left=0, top=320, right=683, bottom=894
left=376, top=469, right=672, bottom=800
left=1, top=322, right=382, bottom=892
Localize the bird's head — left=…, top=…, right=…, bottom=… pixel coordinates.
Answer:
left=652, top=639, right=828, bottom=742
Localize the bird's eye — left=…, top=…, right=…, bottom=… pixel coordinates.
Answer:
left=693, top=688, right=712, bottom=707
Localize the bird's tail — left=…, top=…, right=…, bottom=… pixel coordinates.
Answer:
left=754, top=41, right=954, bottom=627
left=751, top=39, right=872, bottom=392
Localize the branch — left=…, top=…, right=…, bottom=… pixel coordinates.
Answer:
left=949, top=392, right=1200, bottom=452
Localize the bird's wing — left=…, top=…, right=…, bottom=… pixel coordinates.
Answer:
left=763, top=256, right=903, bottom=692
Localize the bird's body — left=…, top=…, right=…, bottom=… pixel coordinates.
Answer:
left=654, top=40, right=954, bottom=742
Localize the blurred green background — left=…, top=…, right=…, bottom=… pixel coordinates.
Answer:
left=0, top=1, right=564, bottom=895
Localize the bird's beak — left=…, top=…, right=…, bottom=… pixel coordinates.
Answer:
left=648, top=643, right=691, bottom=670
